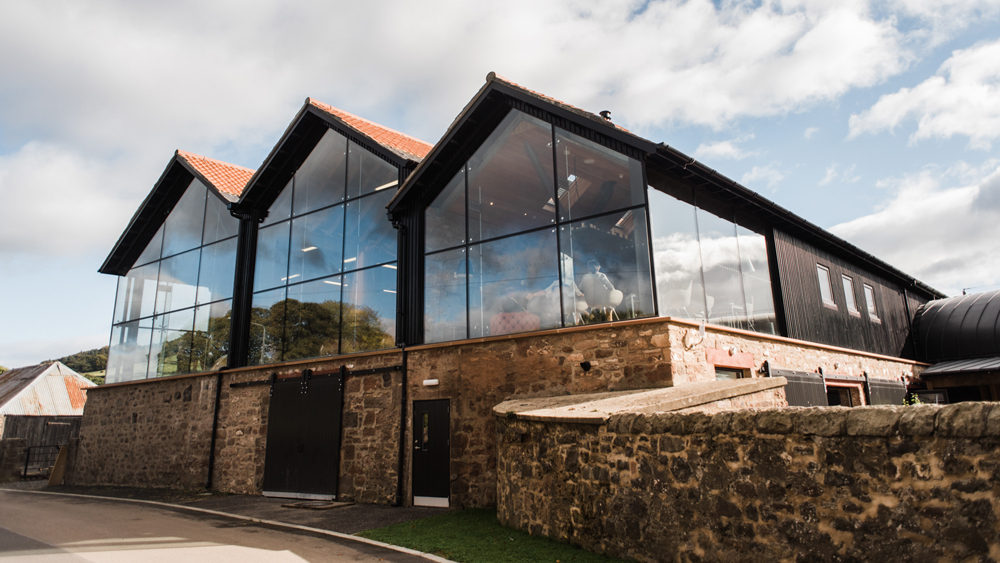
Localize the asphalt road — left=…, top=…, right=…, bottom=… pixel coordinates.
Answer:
left=0, top=491, right=439, bottom=563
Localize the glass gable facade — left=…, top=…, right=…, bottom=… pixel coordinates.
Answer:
left=648, top=175, right=777, bottom=334
left=248, top=129, right=399, bottom=366
left=423, top=109, right=655, bottom=343
left=107, top=179, right=238, bottom=383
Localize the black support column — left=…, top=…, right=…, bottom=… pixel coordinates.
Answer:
left=227, top=206, right=267, bottom=369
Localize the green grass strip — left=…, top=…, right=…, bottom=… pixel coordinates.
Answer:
left=357, top=508, right=629, bottom=563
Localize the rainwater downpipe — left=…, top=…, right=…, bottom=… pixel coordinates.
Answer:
left=393, top=345, right=408, bottom=507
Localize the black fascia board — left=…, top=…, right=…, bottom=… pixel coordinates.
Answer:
left=98, top=156, right=195, bottom=276
left=234, top=102, right=416, bottom=217
left=649, top=144, right=946, bottom=300
left=388, top=76, right=657, bottom=218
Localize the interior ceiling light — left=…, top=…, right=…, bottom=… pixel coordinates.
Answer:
left=323, top=280, right=341, bottom=286
left=302, top=246, right=317, bottom=252
left=281, top=274, right=300, bottom=281
left=375, top=180, right=399, bottom=191
left=344, top=257, right=357, bottom=263
left=383, top=289, right=396, bottom=294
left=382, top=264, right=397, bottom=269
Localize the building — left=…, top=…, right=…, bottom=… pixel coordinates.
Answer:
left=77, top=74, right=944, bottom=507
left=0, top=361, right=96, bottom=480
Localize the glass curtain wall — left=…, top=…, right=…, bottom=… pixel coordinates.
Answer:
left=106, top=180, right=238, bottom=383
left=648, top=185, right=777, bottom=334
left=248, top=128, right=399, bottom=366
left=423, top=109, right=654, bottom=343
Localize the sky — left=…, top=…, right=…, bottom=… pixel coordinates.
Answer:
left=1, top=0, right=999, bottom=368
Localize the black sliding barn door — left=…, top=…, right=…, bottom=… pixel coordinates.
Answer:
left=263, top=373, right=344, bottom=500
left=412, top=399, right=450, bottom=507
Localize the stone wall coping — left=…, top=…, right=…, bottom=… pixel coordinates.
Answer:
left=493, top=377, right=788, bottom=424
left=605, top=402, right=1000, bottom=438
left=406, top=316, right=930, bottom=367
left=91, top=349, right=403, bottom=391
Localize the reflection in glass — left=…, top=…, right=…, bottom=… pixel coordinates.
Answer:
left=283, top=278, right=343, bottom=361
left=289, top=205, right=344, bottom=282
left=648, top=189, right=707, bottom=319
left=424, top=169, right=465, bottom=253
left=107, top=319, right=153, bottom=383
left=555, top=128, right=644, bottom=221
left=135, top=225, right=163, bottom=266
left=162, top=180, right=207, bottom=258
left=261, top=180, right=292, bottom=227
left=559, top=209, right=654, bottom=326
left=736, top=225, right=776, bottom=334
left=254, top=222, right=291, bottom=292
left=202, top=193, right=238, bottom=245
left=249, top=288, right=286, bottom=366
left=341, top=265, right=396, bottom=353
left=347, top=141, right=398, bottom=199
left=197, top=238, right=237, bottom=305
left=468, top=111, right=555, bottom=243
left=469, top=229, right=559, bottom=337
left=155, top=249, right=200, bottom=315
left=294, top=129, right=347, bottom=216
left=114, top=261, right=160, bottom=324
left=425, top=249, right=468, bottom=344
left=697, top=207, right=746, bottom=329
left=192, top=300, right=232, bottom=372
left=150, top=308, right=196, bottom=378
left=344, top=189, right=396, bottom=270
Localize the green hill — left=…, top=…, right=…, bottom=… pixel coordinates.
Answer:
left=43, top=346, right=109, bottom=384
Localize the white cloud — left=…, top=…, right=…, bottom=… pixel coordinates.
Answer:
left=804, top=127, right=820, bottom=139
left=848, top=38, right=1000, bottom=149
left=0, top=142, right=140, bottom=257
left=819, top=164, right=860, bottom=185
left=741, top=165, right=786, bottom=189
left=830, top=161, right=1000, bottom=296
left=693, top=134, right=756, bottom=160
left=890, top=0, right=1000, bottom=47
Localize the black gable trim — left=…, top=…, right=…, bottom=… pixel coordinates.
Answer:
left=99, top=159, right=194, bottom=276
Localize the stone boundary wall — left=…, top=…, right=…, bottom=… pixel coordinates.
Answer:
left=407, top=317, right=920, bottom=508
left=496, top=403, right=1000, bottom=562
left=72, top=350, right=402, bottom=503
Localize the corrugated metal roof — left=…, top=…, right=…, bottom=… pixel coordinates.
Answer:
left=0, top=362, right=96, bottom=416
left=922, top=357, right=1000, bottom=376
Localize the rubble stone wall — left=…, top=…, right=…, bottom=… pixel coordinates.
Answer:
left=406, top=317, right=921, bottom=508
left=72, top=350, right=402, bottom=503
left=496, top=403, right=1000, bottom=562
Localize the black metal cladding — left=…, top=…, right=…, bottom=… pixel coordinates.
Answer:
left=394, top=164, right=425, bottom=347
left=913, top=289, right=1000, bottom=362
left=772, top=229, right=920, bottom=358
left=227, top=207, right=266, bottom=369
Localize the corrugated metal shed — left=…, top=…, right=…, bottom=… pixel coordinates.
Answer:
left=0, top=362, right=96, bottom=416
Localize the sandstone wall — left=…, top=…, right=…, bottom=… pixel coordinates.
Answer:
left=72, top=375, right=217, bottom=489
left=73, top=350, right=402, bottom=502
left=497, top=403, right=1000, bottom=562
left=406, top=317, right=921, bottom=508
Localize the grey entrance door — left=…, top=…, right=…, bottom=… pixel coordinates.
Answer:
left=411, top=399, right=450, bottom=507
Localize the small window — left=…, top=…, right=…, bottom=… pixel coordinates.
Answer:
left=863, top=284, right=879, bottom=321
left=715, top=367, right=744, bottom=380
left=817, top=265, right=836, bottom=308
left=842, top=275, right=859, bottom=315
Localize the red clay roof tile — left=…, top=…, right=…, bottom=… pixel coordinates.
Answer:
left=307, top=99, right=433, bottom=162
left=176, top=150, right=255, bottom=201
